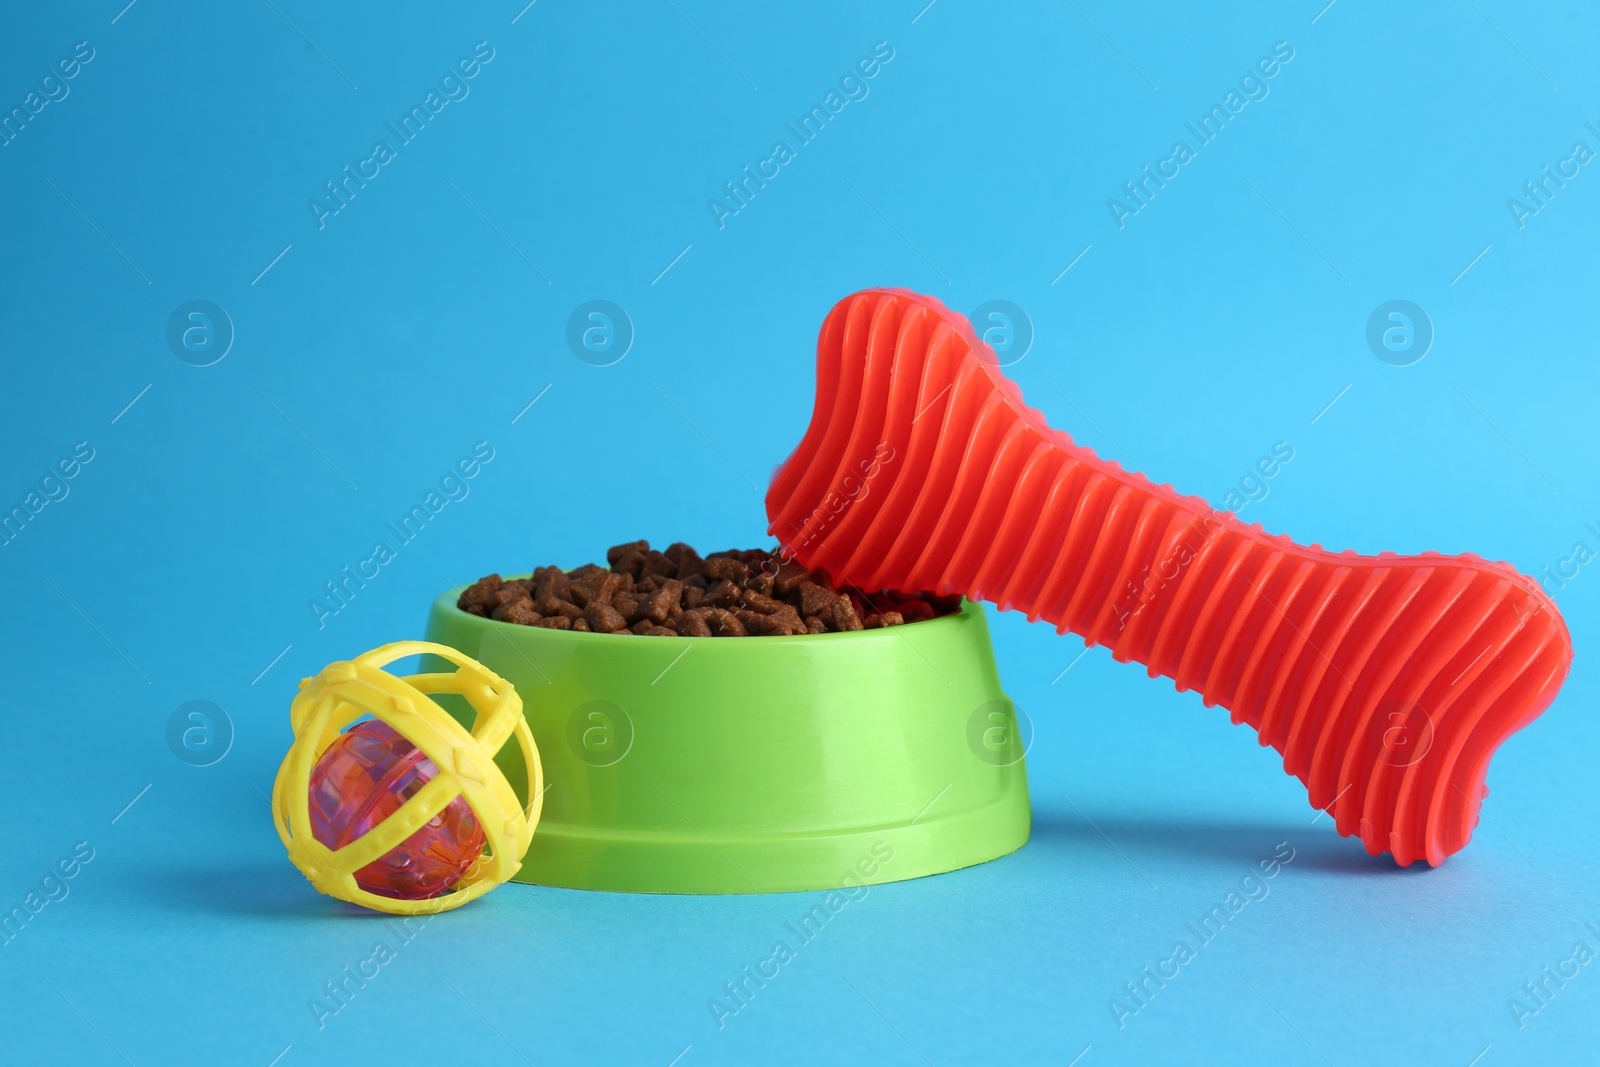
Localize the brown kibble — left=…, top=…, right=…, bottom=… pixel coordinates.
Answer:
left=667, top=542, right=705, bottom=580
left=639, top=579, right=684, bottom=624
left=847, top=591, right=867, bottom=620
left=740, top=589, right=785, bottom=614
left=760, top=612, right=803, bottom=636
left=612, top=592, right=642, bottom=622
left=705, top=556, right=751, bottom=583
left=490, top=593, right=532, bottom=620
left=735, top=609, right=772, bottom=635
left=743, top=567, right=777, bottom=598
left=798, top=580, right=836, bottom=619
left=607, top=540, right=649, bottom=566
left=706, top=579, right=744, bottom=608
left=536, top=595, right=583, bottom=620
left=532, top=566, right=571, bottom=603
left=770, top=604, right=804, bottom=631
left=585, top=603, right=628, bottom=634
left=496, top=600, right=541, bottom=626
left=460, top=543, right=959, bottom=637
left=828, top=596, right=863, bottom=632
left=492, top=587, right=528, bottom=610
left=675, top=611, right=713, bottom=637
left=458, top=573, right=504, bottom=615
left=569, top=571, right=622, bottom=608
left=611, top=548, right=647, bottom=578
left=703, top=608, right=747, bottom=637
left=773, top=560, right=810, bottom=596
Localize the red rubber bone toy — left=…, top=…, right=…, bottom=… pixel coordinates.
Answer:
left=766, top=287, right=1573, bottom=867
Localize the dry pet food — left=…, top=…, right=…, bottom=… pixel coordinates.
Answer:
left=457, top=541, right=962, bottom=637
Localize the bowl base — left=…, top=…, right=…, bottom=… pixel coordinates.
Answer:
left=515, top=784, right=1030, bottom=894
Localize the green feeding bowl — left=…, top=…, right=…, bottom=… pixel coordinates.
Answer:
left=424, top=580, right=1031, bottom=894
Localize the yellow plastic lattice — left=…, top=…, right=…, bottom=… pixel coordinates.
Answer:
left=272, top=641, right=542, bottom=915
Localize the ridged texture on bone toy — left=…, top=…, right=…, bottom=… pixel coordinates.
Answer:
left=765, top=287, right=1573, bottom=867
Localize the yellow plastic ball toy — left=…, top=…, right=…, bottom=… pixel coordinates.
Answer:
left=272, top=641, right=542, bottom=915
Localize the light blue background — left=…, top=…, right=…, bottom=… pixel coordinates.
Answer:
left=2, top=1, right=1597, bottom=1064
